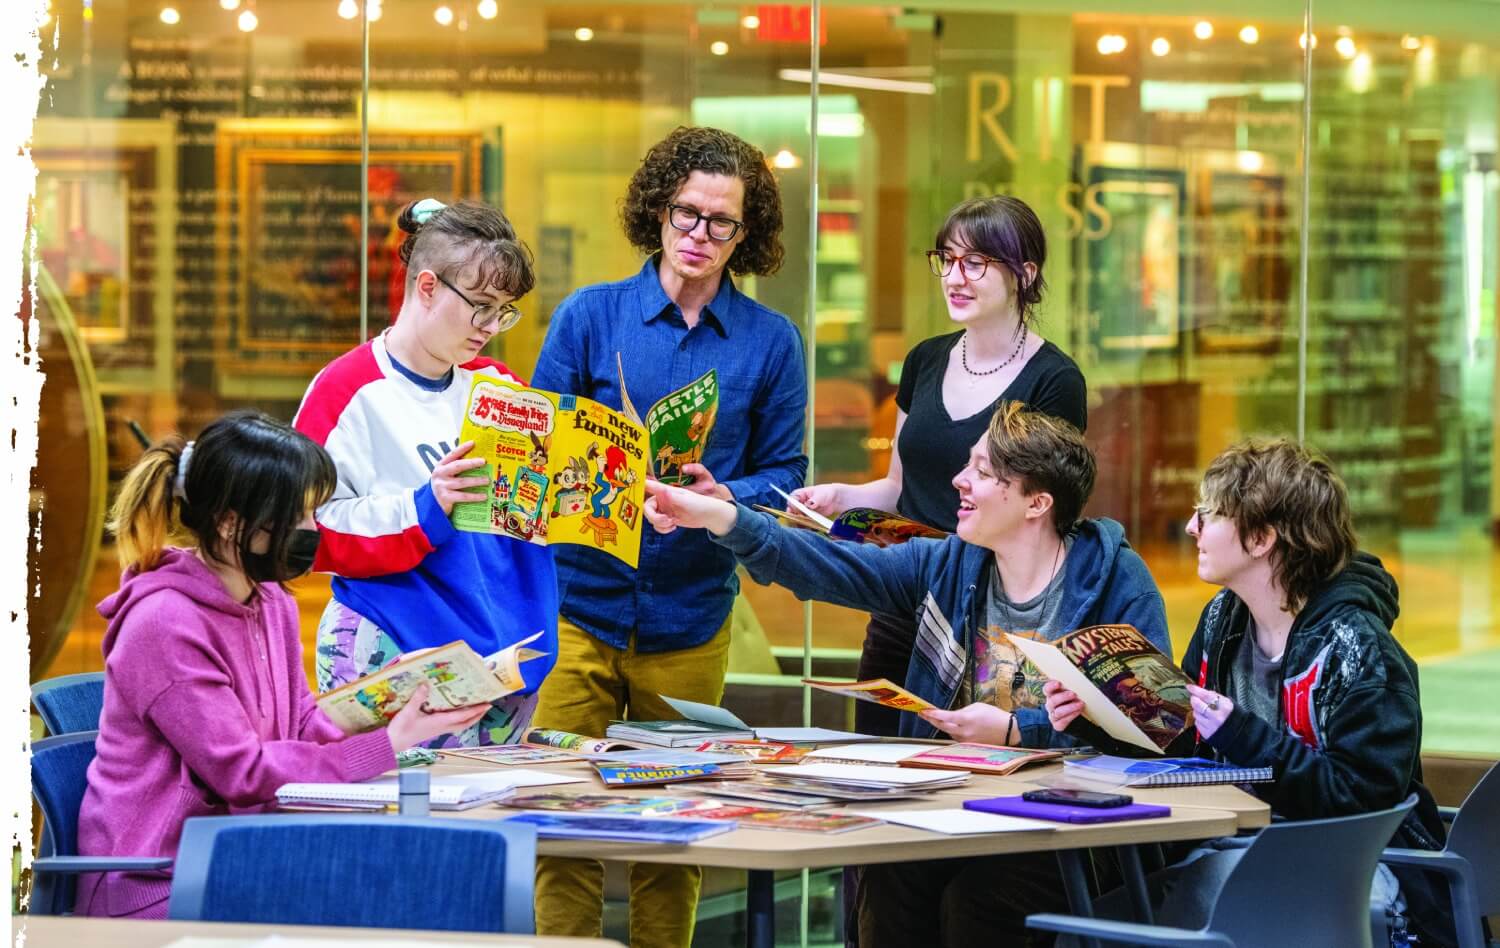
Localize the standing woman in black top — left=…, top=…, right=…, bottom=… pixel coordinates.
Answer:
left=793, top=194, right=1087, bottom=737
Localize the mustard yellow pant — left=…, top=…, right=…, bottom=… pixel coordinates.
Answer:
left=533, top=614, right=733, bottom=948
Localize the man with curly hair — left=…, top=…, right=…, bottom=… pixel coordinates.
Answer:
left=529, top=125, right=808, bottom=947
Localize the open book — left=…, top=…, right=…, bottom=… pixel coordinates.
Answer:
left=452, top=375, right=649, bottom=567
left=616, top=354, right=719, bottom=487
left=757, top=487, right=948, bottom=547
left=315, top=634, right=546, bottom=734
left=522, top=727, right=640, bottom=755
left=1007, top=624, right=1194, bottom=754
left=800, top=677, right=938, bottom=713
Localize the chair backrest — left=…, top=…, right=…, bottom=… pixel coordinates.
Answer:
left=1207, top=795, right=1417, bottom=948
left=168, top=815, right=537, bottom=933
left=1447, top=762, right=1500, bottom=918
left=31, top=672, right=106, bottom=736
left=29, top=730, right=99, bottom=915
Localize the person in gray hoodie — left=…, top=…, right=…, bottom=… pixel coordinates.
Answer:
left=76, top=411, right=488, bottom=918
left=644, top=401, right=1169, bottom=946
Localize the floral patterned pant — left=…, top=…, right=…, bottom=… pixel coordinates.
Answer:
left=314, top=598, right=535, bottom=748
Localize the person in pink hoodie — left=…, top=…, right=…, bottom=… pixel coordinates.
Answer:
left=75, top=410, right=490, bottom=919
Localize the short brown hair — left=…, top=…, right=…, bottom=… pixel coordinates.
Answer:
left=1199, top=438, right=1357, bottom=613
left=397, top=199, right=535, bottom=301
left=985, top=401, right=1096, bottom=537
left=619, top=126, right=784, bottom=277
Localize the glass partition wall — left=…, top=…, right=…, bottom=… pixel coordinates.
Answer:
left=27, top=0, right=1500, bottom=942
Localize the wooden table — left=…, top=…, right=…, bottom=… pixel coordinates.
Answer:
left=13, top=915, right=623, bottom=946
left=434, top=758, right=1271, bottom=948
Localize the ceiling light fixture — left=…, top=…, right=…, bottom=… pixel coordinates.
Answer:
left=1150, top=37, right=1170, bottom=56
left=741, top=14, right=759, bottom=30
left=434, top=5, right=453, bottom=25
left=237, top=8, right=257, bottom=30
left=1335, top=35, right=1357, bottom=59
left=477, top=0, right=498, bottom=19
left=220, top=0, right=240, bottom=9
left=1096, top=34, right=1127, bottom=55
left=337, top=0, right=357, bottom=20
left=160, top=6, right=180, bottom=24
left=575, top=26, right=594, bottom=41
left=1193, top=21, right=1213, bottom=40
left=1239, top=25, right=1259, bottom=45
left=1298, top=32, right=1317, bottom=49
left=710, top=40, right=729, bottom=55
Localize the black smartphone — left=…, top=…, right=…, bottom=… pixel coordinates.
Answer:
left=1022, top=788, right=1133, bottom=808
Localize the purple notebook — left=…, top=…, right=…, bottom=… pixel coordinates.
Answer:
left=963, top=795, right=1171, bottom=824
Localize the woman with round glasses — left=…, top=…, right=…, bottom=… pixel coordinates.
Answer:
left=793, top=194, right=1087, bottom=738
left=293, top=197, right=558, bottom=748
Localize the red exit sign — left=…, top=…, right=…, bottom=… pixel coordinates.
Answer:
left=756, top=5, right=827, bottom=45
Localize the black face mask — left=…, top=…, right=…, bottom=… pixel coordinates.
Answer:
left=244, top=528, right=320, bottom=583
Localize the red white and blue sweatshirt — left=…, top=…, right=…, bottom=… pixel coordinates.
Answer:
left=293, top=331, right=558, bottom=692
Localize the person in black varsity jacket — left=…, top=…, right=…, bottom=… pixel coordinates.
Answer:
left=1046, top=438, right=1453, bottom=948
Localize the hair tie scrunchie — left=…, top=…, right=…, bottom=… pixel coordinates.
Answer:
left=411, top=198, right=447, bottom=225
left=174, top=441, right=195, bottom=501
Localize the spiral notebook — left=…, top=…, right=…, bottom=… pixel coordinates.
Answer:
left=1065, top=755, right=1273, bottom=788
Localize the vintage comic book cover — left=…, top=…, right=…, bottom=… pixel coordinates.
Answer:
left=800, top=677, right=938, bottom=713
left=501, top=793, right=721, bottom=817
left=594, top=764, right=725, bottom=787
left=897, top=742, right=1064, bottom=776
left=616, top=355, right=719, bottom=487
left=1008, top=624, right=1194, bottom=754
left=695, top=740, right=810, bottom=764
left=753, top=500, right=949, bottom=548
left=451, top=374, right=648, bottom=568
left=435, top=745, right=582, bottom=767
left=688, top=805, right=882, bottom=834
left=316, top=634, right=545, bottom=734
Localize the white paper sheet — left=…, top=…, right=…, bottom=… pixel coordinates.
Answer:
left=844, top=807, right=1056, bottom=835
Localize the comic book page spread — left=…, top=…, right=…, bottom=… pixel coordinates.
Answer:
left=452, top=375, right=648, bottom=568
left=801, top=677, right=938, bottom=712
left=316, top=641, right=504, bottom=734
left=638, top=368, right=719, bottom=486
left=828, top=509, right=949, bottom=546
left=1008, top=625, right=1194, bottom=754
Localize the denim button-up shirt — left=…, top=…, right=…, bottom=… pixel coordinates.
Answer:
left=531, top=257, right=809, bottom=653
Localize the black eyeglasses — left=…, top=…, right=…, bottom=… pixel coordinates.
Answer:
left=926, top=249, right=1008, bottom=281
left=667, top=204, right=744, bottom=242
left=432, top=272, right=522, bottom=332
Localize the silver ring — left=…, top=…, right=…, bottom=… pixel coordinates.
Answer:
left=1208, top=696, right=1220, bottom=711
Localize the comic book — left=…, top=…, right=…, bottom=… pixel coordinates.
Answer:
left=315, top=634, right=546, bottom=734
left=1007, top=624, right=1195, bottom=754
left=800, top=677, right=938, bottom=713
left=616, top=355, right=719, bottom=487
left=897, top=743, right=1064, bottom=776
left=522, top=727, right=640, bottom=755
left=755, top=488, right=948, bottom=547
left=501, top=793, right=722, bottom=817
left=451, top=375, right=649, bottom=568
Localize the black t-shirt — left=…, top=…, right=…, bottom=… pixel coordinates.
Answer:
left=894, top=331, right=1087, bottom=531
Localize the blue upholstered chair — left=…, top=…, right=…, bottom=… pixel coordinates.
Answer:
left=167, top=815, right=538, bottom=934
left=29, top=731, right=172, bottom=915
left=1025, top=795, right=1417, bottom=948
left=31, top=672, right=106, bottom=736
left=1379, top=763, right=1500, bottom=948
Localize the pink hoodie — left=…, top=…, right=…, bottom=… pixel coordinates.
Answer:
left=76, top=548, right=397, bottom=918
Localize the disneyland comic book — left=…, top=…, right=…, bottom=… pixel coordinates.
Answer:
left=451, top=375, right=648, bottom=568
left=616, top=354, right=719, bottom=487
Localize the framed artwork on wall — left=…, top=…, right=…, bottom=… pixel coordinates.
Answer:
left=1081, top=165, right=1187, bottom=354
left=1191, top=167, right=1293, bottom=354
left=213, top=120, right=482, bottom=375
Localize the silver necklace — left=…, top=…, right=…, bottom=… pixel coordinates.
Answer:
left=961, top=323, right=1028, bottom=378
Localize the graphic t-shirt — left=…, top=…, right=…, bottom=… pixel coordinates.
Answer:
left=958, top=539, right=1073, bottom=711
left=1229, top=621, right=1284, bottom=727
